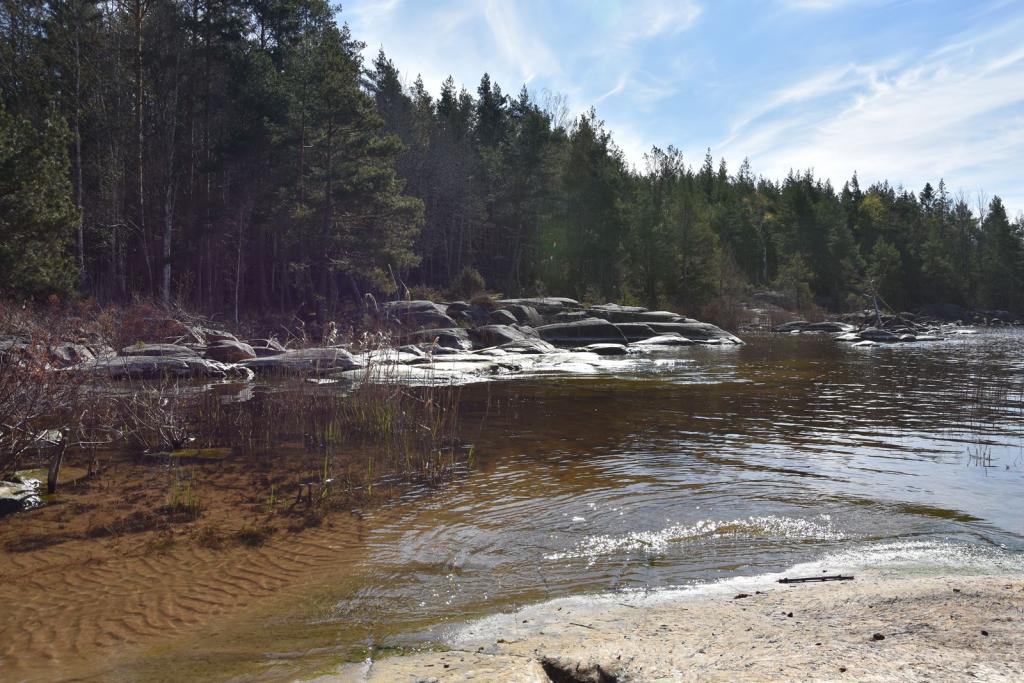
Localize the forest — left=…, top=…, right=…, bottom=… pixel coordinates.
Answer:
left=2, top=0, right=1023, bottom=322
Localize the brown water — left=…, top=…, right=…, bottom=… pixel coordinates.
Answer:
left=9, top=331, right=1024, bottom=681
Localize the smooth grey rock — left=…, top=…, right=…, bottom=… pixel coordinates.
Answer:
left=49, top=342, right=95, bottom=366
left=538, top=318, right=629, bottom=345
left=497, top=338, right=559, bottom=354
left=646, top=322, right=742, bottom=344
left=772, top=320, right=810, bottom=333
left=73, top=355, right=232, bottom=380
left=590, top=304, right=683, bottom=324
left=204, top=339, right=256, bottom=363
left=497, top=297, right=582, bottom=317
left=805, top=321, right=854, bottom=333
left=500, top=304, right=544, bottom=327
left=470, top=324, right=536, bottom=348
left=614, top=323, right=659, bottom=341
left=578, top=343, right=630, bottom=356
left=119, top=343, right=199, bottom=358
left=632, top=333, right=695, bottom=346
left=240, top=348, right=363, bottom=376
left=0, top=479, right=41, bottom=516
left=488, top=309, right=519, bottom=326
left=381, top=300, right=458, bottom=330
left=406, top=327, right=473, bottom=351
left=247, top=338, right=287, bottom=357
left=858, top=328, right=900, bottom=343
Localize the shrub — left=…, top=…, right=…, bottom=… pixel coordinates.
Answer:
left=449, top=266, right=486, bottom=300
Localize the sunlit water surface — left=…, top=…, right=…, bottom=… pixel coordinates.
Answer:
left=111, top=331, right=1024, bottom=679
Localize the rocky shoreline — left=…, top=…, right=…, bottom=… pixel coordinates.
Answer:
left=320, top=574, right=1024, bottom=682
left=32, top=297, right=741, bottom=383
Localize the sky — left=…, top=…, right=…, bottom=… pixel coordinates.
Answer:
left=343, top=0, right=1024, bottom=214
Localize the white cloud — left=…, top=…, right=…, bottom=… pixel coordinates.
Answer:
left=480, top=0, right=561, bottom=83
left=619, top=0, right=703, bottom=39
left=718, top=21, right=1024, bottom=211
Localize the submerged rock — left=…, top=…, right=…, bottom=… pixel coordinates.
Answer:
left=858, top=328, right=900, bottom=343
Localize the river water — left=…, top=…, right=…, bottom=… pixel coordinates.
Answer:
left=245, top=329, right=1021, bottom=674
left=24, top=330, right=1024, bottom=681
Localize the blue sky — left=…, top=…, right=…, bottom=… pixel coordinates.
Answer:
left=344, top=0, right=1024, bottom=214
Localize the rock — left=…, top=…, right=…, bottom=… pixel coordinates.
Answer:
left=497, top=297, right=582, bottom=316
left=0, top=479, right=42, bottom=516
left=204, top=339, right=257, bottom=362
left=552, top=310, right=592, bottom=323
left=381, top=300, right=458, bottom=330
left=804, top=321, right=853, bottom=333
left=578, top=343, right=630, bottom=356
left=590, top=304, right=684, bottom=324
left=858, top=328, right=900, bottom=343
left=499, top=304, right=544, bottom=327
left=469, top=324, right=536, bottom=348
left=119, top=343, right=199, bottom=358
left=49, top=342, right=95, bottom=366
left=496, top=338, right=559, bottom=354
left=852, top=340, right=877, bottom=347
left=247, top=338, right=287, bottom=357
left=406, top=327, right=473, bottom=351
left=195, top=327, right=238, bottom=343
left=614, top=323, right=659, bottom=341
left=72, top=355, right=235, bottom=380
left=646, top=322, right=742, bottom=344
left=445, top=301, right=471, bottom=315
left=632, top=333, right=695, bottom=346
left=240, top=348, right=363, bottom=376
left=835, top=333, right=861, bottom=342
left=773, top=320, right=810, bottom=333
left=537, top=319, right=628, bottom=345
left=488, top=309, right=519, bottom=326
left=899, top=334, right=917, bottom=342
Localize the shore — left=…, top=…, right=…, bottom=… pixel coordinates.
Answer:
left=322, top=573, right=1024, bottom=682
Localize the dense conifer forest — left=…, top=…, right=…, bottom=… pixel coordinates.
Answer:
left=2, top=1, right=1022, bottom=320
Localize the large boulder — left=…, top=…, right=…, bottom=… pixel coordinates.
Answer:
left=240, top=348, right=363, bottom=376
left=645, top=322, right=742, bottom=344
left=499, top=304, right=544, bottom=328
left=119, top=343, right=198, bottom=358
left=488, top=309, right=519, bottom=326
left=589, top=304, right=683, bottom=324
left=469, top=324, right=536, bottom=348
left=578, top=343, right=630, bottom=356
left=73, top=355, right=237, bottom=380
left=537, top=319, right=628, bottom=345
left=497, top=297, right=582, bottom=319
left=613, top=323, right=658, bottom=342
left=406, top=327, right=473, bottom=351
left=381, top=300, right=457, bottom=330
left=204, top=339, right=257, bottom=363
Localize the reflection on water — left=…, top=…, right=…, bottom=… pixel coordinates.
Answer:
left=313, top=330, right=1024, bottom=658
left=53, top=330, right=1024, bottom=680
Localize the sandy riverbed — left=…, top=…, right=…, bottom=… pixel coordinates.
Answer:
left=321, top=573, right=1024, bottom=682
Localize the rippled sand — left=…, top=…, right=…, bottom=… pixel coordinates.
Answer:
left=325, top=574, right=1024, bottom=682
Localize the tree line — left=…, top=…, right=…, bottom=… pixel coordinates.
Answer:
left=3, top=0, right=1023, bottom=321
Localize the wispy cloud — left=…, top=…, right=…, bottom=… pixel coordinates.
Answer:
left=481, top=0, right=560, bottom=83
left=718, top=19, right=1024, bottom=208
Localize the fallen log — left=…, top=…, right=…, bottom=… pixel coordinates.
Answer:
left=779, top=575, right=854, bottom=584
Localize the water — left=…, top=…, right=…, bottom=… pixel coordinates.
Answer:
left=293, top=330, right=1024, bottom=662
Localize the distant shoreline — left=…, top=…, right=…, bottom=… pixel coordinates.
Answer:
left=323, top=573, right=1024, bottom=682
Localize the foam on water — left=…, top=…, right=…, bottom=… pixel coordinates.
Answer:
left=544, top=514, right=846, bottom=561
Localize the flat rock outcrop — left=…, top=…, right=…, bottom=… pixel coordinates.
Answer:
left=240, top=348, right=363, bottom=376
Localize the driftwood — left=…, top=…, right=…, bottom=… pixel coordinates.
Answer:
left=779, top=575, right=854, bottom=584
